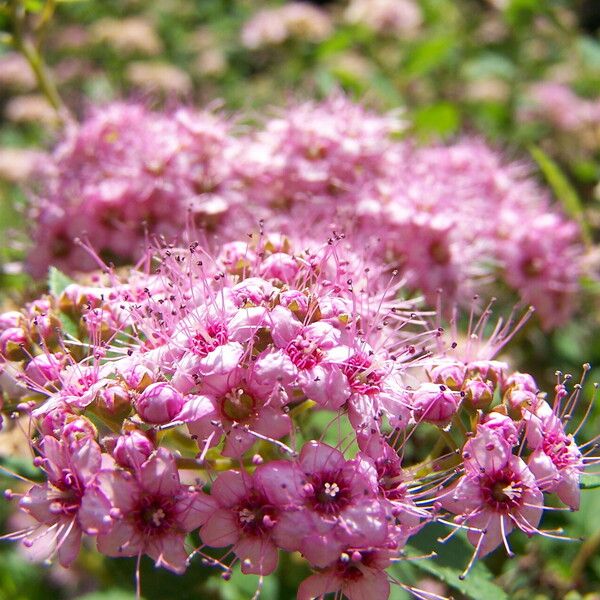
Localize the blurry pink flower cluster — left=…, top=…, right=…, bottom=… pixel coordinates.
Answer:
left=0, top=234, right=596, bottom=599
left=28, top=102, right=239, bottom=276
left=522, top=82, right=600, bottom=134
left=29, top=95, right=583, bottom=327
left=28, top=97, right=584, bottom=329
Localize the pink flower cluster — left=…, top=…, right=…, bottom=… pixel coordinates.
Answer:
left=0, top=234, right=596, bottom=599
left=521, top=82, right=600, bottom=133
left=28, top=102, right=238, bottom=276
left=28, top=97, right=584, bottom=328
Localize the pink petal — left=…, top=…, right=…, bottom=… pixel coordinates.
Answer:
left=297, top=571, right=342, bottom=600
left=141, top=448, right=181, bottom=497
left=299, top=441, right=346, bottom=474
left=147, top=533, right=189, bottom=574
left=557, top=471, right=580, bottom=510
left=269, top=306, right=302, bottom=347
left=211, top=470, right=253, bottom=507
left=254, top=461, right=304, bottom=506
left=57, top=524, right=82, bottom=567
left=200, top=508, right=239, bottom=547
left=176, top=394, right=215, bottom=423
left=175, top=491, right=218, bottom=531
left=197, top=343, right=245, bottom=376
left=79, top=486, right=112, bottom=534
left=300, top=533, right=342, bottom=568
left=234, top=536, right=279, bottom=575
left=97, top=521, right=140, bottom=557
left=345, top=569, right=391, bottom=600
left=70, top=438, right=102, bottom=483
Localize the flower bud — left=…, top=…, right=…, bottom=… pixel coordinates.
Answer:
left=504, top=371, right=538, bottom=394
left=462, top=378, right=493, bottom=409
left=24, top=353, right=62, bottom=388
left=97, top=384, right=132, bottom=416
left=0, top=311, right=23, bottom=332
left=412, top=382, right=459, bottom=426
left=466, top=360, right=507, bottom=388
left=136, top=382, right=184, bottom=424
left=0, top=327, right=29, bottom=361
left=63, top=417, right=97, bottom=445
left=430, top=360, right=466, bottom=390
left=114, top=430, right=154, bottom=468
left=121, top=363, right=154, bottom=391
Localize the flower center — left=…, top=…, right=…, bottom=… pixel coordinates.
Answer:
left=222, top=388, right=255, bottom=422
left=481, top=469, right=525, bottom=512
left=311, top=474, right=350, bottom=515
left=542, top=432, right=579, bottom=470
left=134, top=497, right=173, bottom=536
left=190, top=322, right=228, bottom=357
left=323, top=482, right=340, bottom=497
left=286, top=334, right=322, bottom=369
left=341, top=353, right=384, bottom=395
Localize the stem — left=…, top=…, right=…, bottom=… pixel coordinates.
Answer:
left=571, top=527, right=600, bottom=583
left=176, top=457, right=237, bottom=472
left=289, top=398, right=316, bottom=418
left=9, top=0, right=68, bottom=122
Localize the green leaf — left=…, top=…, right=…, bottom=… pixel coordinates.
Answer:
left=48, top=266, right=74, bottom=296
left=404, top=35, right=456, bottom=78
left=23, top=0, right=44, bottom=12
left=413, top=102, right=460, bottom=139
left=403, top=545, right=508, bottom=600
left=581, top=476, right=600, bottom=490
left=529, top=145, right=591, bottom=245
left=401, top=523, right=509, bottom=600
left=77, top=592, right=137, bottom=600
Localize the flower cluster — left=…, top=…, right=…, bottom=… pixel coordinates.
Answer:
left=0, top=234, right=596, bottom=599
left=240, top=3, right=332, bottom=50
left=28, top=97, right=585, bottom=328
left=28, top=102, right=238, bottom=276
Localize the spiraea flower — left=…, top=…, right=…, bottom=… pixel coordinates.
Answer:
left=28, top=102, right=238, bottom=276
left=2, top=202, right=596, bottom=597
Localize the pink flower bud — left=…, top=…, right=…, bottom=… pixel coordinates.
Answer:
left=98, top=384, right=132, bottom=415
left=412, top=382, right=459, bottom=426
left=504, top=388, right=537, bottom=414
left=430, top=361, right=466, bottom=390
left=259, top=252, right=299, bottom=283
left=136, top=382, right=184, bottom=424
left=504, top=371, right=538, bottom=394
left=62, top=417, right=97, bottom=445
left=121, top=363, right=154, bottom=391
left=462, top=378, right=493, bottom=409
left=466, top=360, right=507, bottom=388
left=0, top=327, right=29, bottom=361
left=114, top=430, right=154, bottom=468
left=24, top=353, right=62, bottom=387
left=0, top=311, right=23, bottom=332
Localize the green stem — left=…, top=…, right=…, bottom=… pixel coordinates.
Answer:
left=9, top=0, right=68, bottom=122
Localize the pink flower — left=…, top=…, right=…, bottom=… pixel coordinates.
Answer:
left=443, top=428, right=543, bottom=557
left=525, top=400, right=583, bottom=509
left=267, top=442, right=388, bottom=568
left=188, top=366, right=291, bottom=457
left=298, top=548, right=393, bottom=600
left=18, top=436, right=112, bottom=567
left=200, top=469, right=280, bottom=575
left=96, top=448, right=215, bottom=573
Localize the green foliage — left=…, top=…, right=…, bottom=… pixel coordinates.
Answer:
left=403, top=525, right=509, bottom=600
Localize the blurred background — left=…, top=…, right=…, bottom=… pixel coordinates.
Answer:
left=0, top=1, right=600, bottom=599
